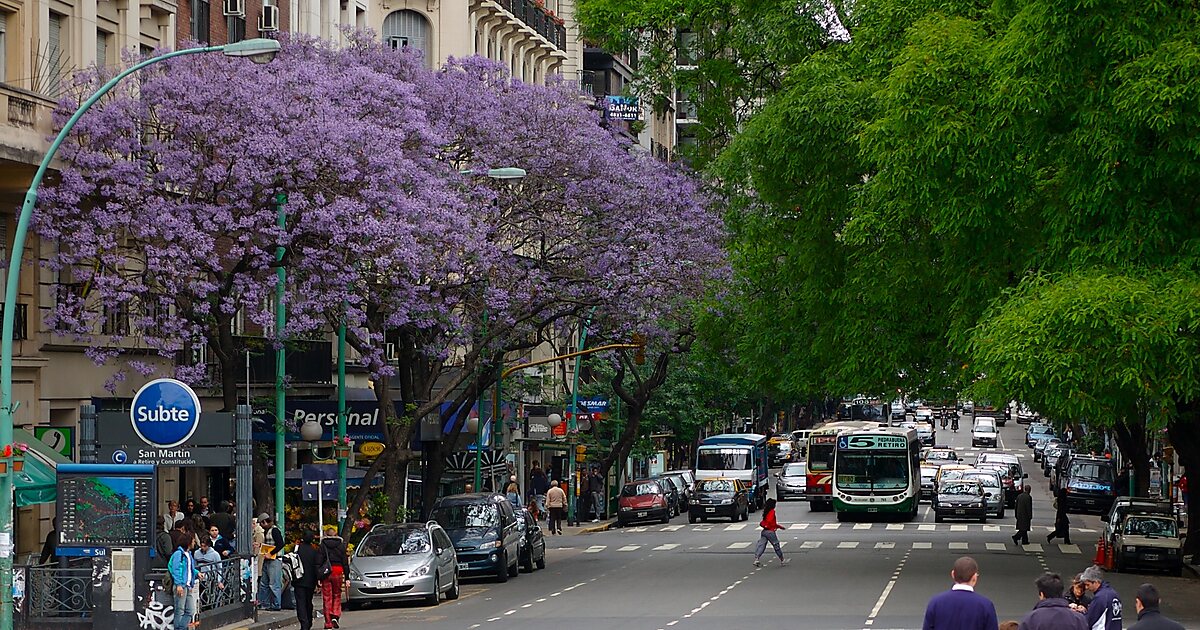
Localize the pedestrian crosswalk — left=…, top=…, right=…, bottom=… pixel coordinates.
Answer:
left=575, top=541, right=1092, bottom=555
left=612, top=522, right=1096, bottom=534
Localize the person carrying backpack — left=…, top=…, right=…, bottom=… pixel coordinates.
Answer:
left=319, top=526, right=349, bottom=629
left=169, top=531, right=199, bottom=630
left=293, top=530, right=322, bottom=630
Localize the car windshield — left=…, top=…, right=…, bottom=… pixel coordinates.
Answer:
left=943, top=482, right=982, bottom=496
left=836, top=453, right=910, bottom=491
left=697, top=479, right=734, bottom=492
left=433, top=503, right=498, bottom=529
left=622, top=482, right=660, bottom=497
left=782, top=463, right=806, bottom=476
left=697, top=449, right=751, bottom=471
left=940, top=470, right=967, bottom=483
left=356, top=528, right=430, bottom=556
left=927, top=451, right=955, bottom=461
left=963, top=474, right=999, bottom=488
left=1123, top=517, right=1177, bottom=538
left=1070, top=462, right=1114, bottom=482
left=921, top=468, right=937, bottom=480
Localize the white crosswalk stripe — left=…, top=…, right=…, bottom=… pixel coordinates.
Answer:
left=951, top=525, right=968, bottom=532
left=1060, top=544, right=1081, bottom=554
left=886, top=523, right=904, bottom=531
left=875, top=542, right=895, bottom=549
left=653, top=543, right=680, bottom=551
left=918, top=524, right=935, bottom=531
left=821, top=523, right=840, bottom=530
left=617, top=545, right=641, bottom=552
left=1023, top=543, right=1043, bottom=553
left=983, top=525, right=1001, bottom=532
left=986, top=543, right=1007, bottom=551
left=838, top=542, right=859, bottom=549
left=584, top=546, right=606, bottom=553
left=913, top=542, right=932, bottom=549
left=580, top=539, right=1094, bottom=556
left=949, top=542, right=969, bottom=550
left=661, top=525, right=684, bottom=532
left=628, top=527, right=648, bottom=533
left=725, top=523, right=747, bottom=531
left=853, top=523, right=871, bottom=530
left=728, top=542, right=752, bottom=549
left=801, top=541, right=822, bottom=549
left=791, top=523, right=809, bottom=530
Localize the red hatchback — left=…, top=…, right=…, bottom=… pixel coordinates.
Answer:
left=617, top=480, right=672, bottom=526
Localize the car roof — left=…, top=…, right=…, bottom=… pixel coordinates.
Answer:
left=435, top=492, right=506, bottom=505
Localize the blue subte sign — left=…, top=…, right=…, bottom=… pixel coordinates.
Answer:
left=130, top=378, right=202, bottom=448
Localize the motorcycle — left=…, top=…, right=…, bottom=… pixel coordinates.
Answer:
left=951, top=417, right=959, bottom=432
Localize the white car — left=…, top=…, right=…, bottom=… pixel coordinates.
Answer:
left=972, top=419, right=998, bottom=448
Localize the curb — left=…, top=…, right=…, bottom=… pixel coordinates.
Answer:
left=577, top=521, right=613, bottom=534
left=212, top=613, right=300, bottom=630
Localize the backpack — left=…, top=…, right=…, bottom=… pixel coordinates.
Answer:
left=282, top=551, right=303, bottom=583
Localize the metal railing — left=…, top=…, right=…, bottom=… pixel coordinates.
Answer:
left=197, top=557, right=244, bottom=613
left=22, top=565, right=92, bottom=620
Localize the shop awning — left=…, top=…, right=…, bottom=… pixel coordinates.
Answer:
left=13, top=428, right=69, bottom=508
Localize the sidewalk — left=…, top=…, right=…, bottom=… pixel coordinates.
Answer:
left=562, top=517, right=615, bottom=535
left=212, top=608, right=298, bottom=630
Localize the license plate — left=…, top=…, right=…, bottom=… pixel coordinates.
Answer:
left=637, top=511, right=647, bottom=518
left=1085, top=499, right=1096, bottom=505
left=706, top=507, right=716, bottom=512
left=955, top=509, right=966, bottom=515
left=457, top=563, right=468, bottom=571
left=1144, top=554, right=1160, bottom=561
left=867, top=507, right=878, bottom=513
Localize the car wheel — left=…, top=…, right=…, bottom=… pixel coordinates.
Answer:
left=935, top=514, right=944, bottom=523
left=495, top=552, right=509, bottom=583
left=508, top=552, right=520, bottom=577
left=997, top=507, right=1005, bottom=519
left=836, top=511, right=849, bottom=522
left=535, top=548, right=546, bottom=570
left=661, top=511, right=670, bottom=524
left=1115, top=551, right=1126, bottom=573
left=979, top=516, right=987, bottom=524
left=1169, top=566, right=1182, bottom=578
left=425, top=575, right=440, bottom=606
left=521, top=547, right=534, bottom=573
left=700, top=516, right=708, bottom=523
left=688, top=512, right=697, bottom=524
left=446, top=572, right=460, bottom=600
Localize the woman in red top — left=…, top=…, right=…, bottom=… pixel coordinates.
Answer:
left=753, top=498, right=788, bottom=567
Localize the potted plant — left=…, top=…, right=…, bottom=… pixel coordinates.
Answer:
left=333, top=435, right=353, bottom=460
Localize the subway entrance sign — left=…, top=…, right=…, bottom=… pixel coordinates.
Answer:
left=130, top=378, right=202, bottom=448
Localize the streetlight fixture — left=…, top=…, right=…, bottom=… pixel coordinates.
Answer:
left=0, top=40, right=281, bottom=630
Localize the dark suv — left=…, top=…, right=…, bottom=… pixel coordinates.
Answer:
left=1060, top=455, right=1117, bottom=514
left=430, top=493, right=524, bottom=582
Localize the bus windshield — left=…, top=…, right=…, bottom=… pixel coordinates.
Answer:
left=697, top=449, right=750, bottom=471
left=836, top=452, right=909, bottom=491
left=808, top=444, right=834, bottom=472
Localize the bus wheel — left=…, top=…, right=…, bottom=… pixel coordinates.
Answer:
left=836, top=511, right=849, bottom=522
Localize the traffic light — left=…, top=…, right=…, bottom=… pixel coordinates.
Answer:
left=632, top=332, right=646, bottom=365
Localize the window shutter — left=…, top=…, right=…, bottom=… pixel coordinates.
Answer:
left=0, top=13, right=7, bottom=83
left=96, top=31, right=109, bottom=66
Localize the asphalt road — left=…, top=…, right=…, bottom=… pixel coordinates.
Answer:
left=332, top=418, right=1198, bottom=630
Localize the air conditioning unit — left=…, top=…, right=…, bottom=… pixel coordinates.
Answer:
left=223, top=0, right=245, bottom=17
left=258, top=3, right=279, bottom=31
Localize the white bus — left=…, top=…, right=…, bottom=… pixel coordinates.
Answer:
left=832, top=426, right=920, bottom=521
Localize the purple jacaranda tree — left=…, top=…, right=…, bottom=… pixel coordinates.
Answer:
left=34, top=36, right=454, bottom=513
left=296, top=43, right=728, bottom=519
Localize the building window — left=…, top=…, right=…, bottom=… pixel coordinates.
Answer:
left=96, top=29, right=110, bottom=67
left=191, top=0, right=210, bottom=43
left=227, top=15, right=245, bottom=43
left=382, top=10, right=431, bottom=68
left=101, top=303, right=129, bottom=336
left=0, top=13, right=8, bottom=84
left=47, top=12, right=66, bottom=97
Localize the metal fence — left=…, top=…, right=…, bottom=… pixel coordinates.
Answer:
left=20, top=565, right=92, bottom=621
left=197, top=557, right=244, bottom=613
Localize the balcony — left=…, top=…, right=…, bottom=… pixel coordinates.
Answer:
left=489, top=0, right=568, bottom=52
left=0, top=84, right=55, bottom=167
left=191, top=335, right=333, bottom=384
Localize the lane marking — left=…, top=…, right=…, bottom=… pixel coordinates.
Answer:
left=854, top=523, right=871, bottom=530
left=886, top=523, right=904, bottom=531
left=728, top=542, right=752, bottom=549
left=983, top=525, right=1000, bottom=532
left=1060, top=544, right=1081, bottom=554
left=792, top=523, right=809, bottom=530
left=821, top=523, right=840, bottom=530
left=838, top=541, right=859, bottom=549
left=653, top=543, right=680, bottom=551
left=617, top=545, right=641, bottom=552
left=583, top=546, right=606, bottom=553
left=1023, top=543, right=1043, bottom=552
left=986, top=542, right=1007, bottom=551
left=949, top=542, right=968, bottom=550
left=875, top=542, right=895, bottom=549
left=951, top=525, right=968, bottom=532
left=725, top=523, right=747, bottom=531
left=918, top=524, right=935, bottom=531
left=662, top=524, right=684, bottom=532
left=801, top=541, right=822, bottom=548
left=913, top=542, right=932, bottom=549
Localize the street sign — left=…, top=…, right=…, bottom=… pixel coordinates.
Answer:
left=97, top=445, right=232, bottom=467
left=359, top=442, right=384, bottom=457
left=95, top=411, right=233, bottom=467
left=34, top=426, right=74, bottom=460
left=302, top=463, right=339, bottom=501
left=130, top=378, right=202, bottom=448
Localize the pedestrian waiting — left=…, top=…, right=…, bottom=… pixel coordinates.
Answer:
left=921, top=556, right=998, bottom=630
left=1017, top=572, right=1086, bottom=630
left=1079, top=565, right=1123, bottom=630
left=1129, top=582, right=1184, bottom=630
left=546, top=480, right=567, bottom=535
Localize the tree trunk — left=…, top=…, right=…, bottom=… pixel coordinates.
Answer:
left=420, top=438, right=447, bottom=520
left=213, top=330, right=276, bottom=517
left=1112, top=420, right=1151, bottom=496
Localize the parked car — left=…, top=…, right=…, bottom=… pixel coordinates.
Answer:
left=1026, top=424, right=1056, bottom=448
left=961, top=469, right=1005, bottom=518
left=1112, top=510, right=1184, bottom=576
left=934, top=479, right=988, bottom=523
left=1060, top=455, right=1117, bottom=514
left=515, top=508, right=546, bottom=573
left=618, top=480, right=673, bottom=525
left=347, top=522, right=460, bottom=606
left=689, top=477, right=750, bottom=523
left=664, top=470, right=697, bottom=507
left=1043, top=444, right=1071, bottom=478
left=920, top=465, right=938, bottom=501
left=656, top=474, right=690, bottom=514
left=775, top=462, right=808, bottom=501
left=1033, top=437, right=1061, bottom=463
left=971, top=418, right=998, bottom=448
left=429, top=493, right=523, bottom=582
left=915, top=423, right=935, bottom=447
left=976, top=452, right=1027, bottom=506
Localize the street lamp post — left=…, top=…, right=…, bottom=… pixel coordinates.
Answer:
left=0, top=38, right=281, bottom=630
left=273, top=192, right=287, bottom=535
left=464, top=167, right=525, bottom=492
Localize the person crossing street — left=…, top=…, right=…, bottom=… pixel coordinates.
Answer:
left=1013, top=485, right=1033, bottom=546
left=752, top=498, right=787, bottom=567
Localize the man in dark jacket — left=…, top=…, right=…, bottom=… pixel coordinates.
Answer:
left=209, top=501, right=236, bottom=542
left=922, top=556, right=999, bottom=630
left=1013, top=485, right=1034, bottom=545
left=1129, top=583, right=1184, bottom=630
left=293, top=531, right=321, bottom=630
left=1081, top=565, right=1123, bottom=630
left=1018, top=572, right=1087, bottom=630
